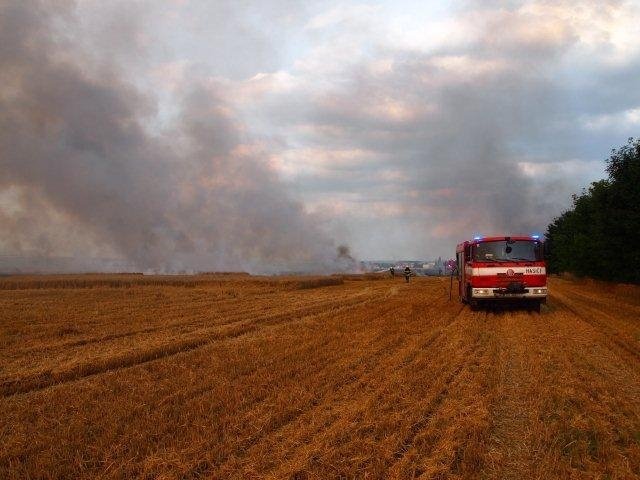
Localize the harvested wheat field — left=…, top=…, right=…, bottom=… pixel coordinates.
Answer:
left=1, top=274, right=639, bottom=479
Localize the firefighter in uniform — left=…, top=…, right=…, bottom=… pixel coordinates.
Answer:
left=404, top=266, right=411, bottom=283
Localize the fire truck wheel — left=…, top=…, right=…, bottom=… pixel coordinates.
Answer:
left=469, top=301, right=480, bottom=311
left=465, top=286, right=473, bottom=306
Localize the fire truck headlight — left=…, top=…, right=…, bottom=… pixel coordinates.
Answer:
left=532, top=288, right=547, bottom=295
left=473, top=288, right=491, bottom=296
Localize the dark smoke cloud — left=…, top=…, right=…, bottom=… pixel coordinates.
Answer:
left=0, top=1, right=340, bottom=273
left=2, top=0, right=638, bottom=266
left=249, top=0, right=639, bottom=258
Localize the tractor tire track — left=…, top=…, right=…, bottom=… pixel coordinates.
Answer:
left=199, top=295, right=450, bottom=478
left=1, top=289, right=384, bottom=397
left=550, top=291, right=640, bottom=364
left=237, top=301, right=470, bottom=480
left=1, top=289, right=381, bottom=396
left=386, top=309, right=489, bottom=473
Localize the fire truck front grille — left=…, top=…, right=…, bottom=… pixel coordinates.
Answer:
left=506, top=282, right=526, bottom=293
left=491, top=282, right=528, bottom=295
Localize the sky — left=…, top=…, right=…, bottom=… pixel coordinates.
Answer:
left=1, top=0, right=639, bottom=272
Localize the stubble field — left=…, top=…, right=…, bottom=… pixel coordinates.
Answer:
left=1, top=274, right=639, bottom=479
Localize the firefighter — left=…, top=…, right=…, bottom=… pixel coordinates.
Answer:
left=404, top=266, right=411, bottom=283
left=389, top=266, right=395, bottom=277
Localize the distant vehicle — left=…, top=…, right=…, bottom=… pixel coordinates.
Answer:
left=455, top=235, right=547, bottom=312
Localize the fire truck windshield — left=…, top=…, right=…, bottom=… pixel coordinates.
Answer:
left=473, top=240, right=542, bottom=262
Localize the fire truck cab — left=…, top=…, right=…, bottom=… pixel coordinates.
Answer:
left=456, top=235, right=547, bottom=311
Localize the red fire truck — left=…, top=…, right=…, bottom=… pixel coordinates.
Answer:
left=456, top=235, right=547, bottom=311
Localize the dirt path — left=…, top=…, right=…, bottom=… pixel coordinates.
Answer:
left=484, top=310, right=537, bottom=479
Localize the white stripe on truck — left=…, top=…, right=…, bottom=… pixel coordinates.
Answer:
left=469, top=266, right=546, bottom=276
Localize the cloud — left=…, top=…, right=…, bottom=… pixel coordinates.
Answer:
left=581, top=108, right=640, bottom=131
left=0, top=0, right=341, bottom=273
left=2, top=0, right=639, bottom=265
left=305, top=4, right=381, bottom=31
left=239, top=0, right=640, bottom=258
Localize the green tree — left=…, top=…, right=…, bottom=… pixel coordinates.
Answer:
left=545, top=138, right=640, bottom=283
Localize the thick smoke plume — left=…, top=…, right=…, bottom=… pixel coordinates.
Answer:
left=0, top=1, right=342, bottom=273
left=239, top=0, right=638, bottom=259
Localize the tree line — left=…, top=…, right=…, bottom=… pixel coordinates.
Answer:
left=545, top=137, right=640, bottom=284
